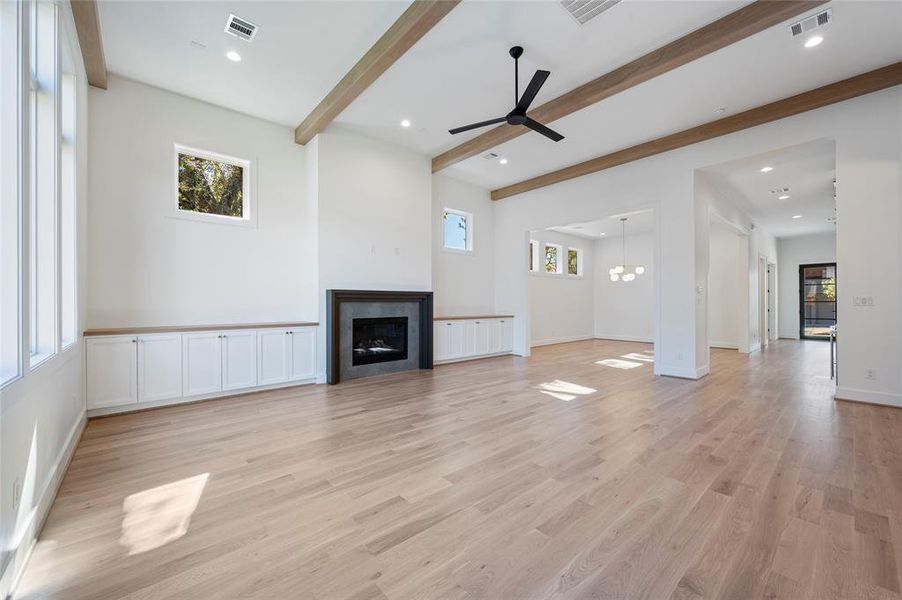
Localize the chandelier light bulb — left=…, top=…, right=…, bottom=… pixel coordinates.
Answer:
left=623, top=273, right=636, bottom=282
left=610, top=273, right=619, bottom=282
left=614, top=265, right=624, bottom=274
left=635, top=265, right=645, bottom=275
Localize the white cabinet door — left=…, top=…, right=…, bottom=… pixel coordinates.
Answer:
left=258, top=329, right=291, bottom=385
left=222, top=330, right=257, bottom=391
left=289, top=327, right=316, bottom=381
left=86, top=336, right=137, bottom=409
left=447, top=322, right=464, bottom=359
left=461, top=320, right=476, bottom=357
left=182, top=333, right=222, bottom=396
left=137, top=334, right=182, bottom=403
left=473, top=320, right=490, bottom=355
left=434, top=322, right=451, bottom=361
left=499, top=319, right=513, bottom=352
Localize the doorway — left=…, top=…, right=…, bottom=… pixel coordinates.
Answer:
left=799, top=262, right=836, bottom=340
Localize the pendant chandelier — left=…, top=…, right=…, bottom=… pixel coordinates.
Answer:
left=609, top=217, right=645, bottom=282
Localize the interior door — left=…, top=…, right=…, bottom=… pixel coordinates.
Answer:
left=799, top=263, right=836, bottom=340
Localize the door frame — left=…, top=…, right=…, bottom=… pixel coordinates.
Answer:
left=798, top=262, right=837, bottom=340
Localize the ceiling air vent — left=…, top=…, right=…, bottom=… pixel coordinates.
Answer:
left=789, top=8, right=831, bottom=37
left=224, top=14, right=258, bottom=42
left=561, top=0, right=622, bottom=25
left=482, top=152, right=499, bottom=160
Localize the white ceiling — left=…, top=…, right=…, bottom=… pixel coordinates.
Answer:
left=98, top=1, right=410, bottom=126
left=547, top=209, right=655, bottom=240
left=701, top=138, right=836, bottom=238
left=98, top=0, right=902, bottom=191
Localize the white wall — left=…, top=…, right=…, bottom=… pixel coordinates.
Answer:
left=593, top=232, right=654, bottom=342
left=777, top=232, right=836, bottom=339
left=708, top=221, right=744, bottom=349
left=432, top=174, right=494, bottom=316
left=87, top=76, right=316, bottom=327
left=313, top=126, right=432, bottom=378
left=528, top=231, right=594, bottom=346
left=0, top=4, right=88, bottom=596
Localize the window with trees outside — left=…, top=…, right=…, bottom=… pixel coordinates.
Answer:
left=567, top=248, right=580, bottom=276
left=443, top=208, right=472, bottom=251
left=544, top=244, right=561, bottom=274
left=176, top=145, right=250, bottom=222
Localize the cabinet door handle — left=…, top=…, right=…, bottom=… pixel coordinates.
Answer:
left=446, top=323, right=452, bottom=326
left=222, top=335, right=227, bottom=339
left=132, top=339, right=137, bottom=343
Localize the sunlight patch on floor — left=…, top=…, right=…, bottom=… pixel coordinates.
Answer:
left=621, top=353, right=654, bottom=363
left=120, top=473, right=209, bottom=555
left=596, top=358, right=643, bottom=369
left=536, top=379, right=597, bottom=401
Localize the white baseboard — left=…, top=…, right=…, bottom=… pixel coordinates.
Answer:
left=709, top=341, right=739, bottom=350
left=434, top=351, right=512, bottom=365
left=87, top=378, right=317, bottom=417
left=656, top=364, right=710, bottom=380
left=1, top=413, right=86, bottom=600
left=530, top=335, right=594, bottom=348
left=594, top=334, right=654, bottom=344
left=835, top=386, right=902, bottom=408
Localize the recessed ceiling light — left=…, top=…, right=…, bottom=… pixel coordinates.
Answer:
left=599, top=232, right=606, bottom=236
left=760, top=166, right=773, bottom=173
left=714, top=107, right=726, bottom=116
left=226, top=50, right=241, bottom=62
left=805, top=35, right=823, bottom=48
left=400, top=119, right=411, bottom=128
left=778, top=194, right=790, bottom=200
left=499, top=158, right=508, bottom=165
left=792, top=215, right=802, bottom=219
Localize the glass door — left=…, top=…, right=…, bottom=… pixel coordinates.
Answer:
left=799, top=263, right=836, bottom=340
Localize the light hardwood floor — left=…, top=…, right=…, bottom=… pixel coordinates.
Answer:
left=15, top=339, right=902, bottom=600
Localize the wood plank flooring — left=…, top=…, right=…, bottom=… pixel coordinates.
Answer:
left=15, top=339, right=902, bottom=600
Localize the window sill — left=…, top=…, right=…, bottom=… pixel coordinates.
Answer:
left=441, top=246, right=474, bottom=255
left=167, top=211, right=258, bottom=229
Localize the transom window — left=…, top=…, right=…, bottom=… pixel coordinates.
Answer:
left=442, top=208, right=472, bottom=251
left=175, top=145, right=251, bottom=223
left=567, top=248, right=581, bottom=276
left=544, top=244, right=562, bottom=274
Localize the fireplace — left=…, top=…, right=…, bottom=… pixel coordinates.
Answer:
left=352, top=317, right=408, bottom=366
left=327, top=290, right=433, bottom=384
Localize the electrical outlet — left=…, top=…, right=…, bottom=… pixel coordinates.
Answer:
left=865, top=369, right=877, bottom=381
left=12, top=478, right=21, bottom=512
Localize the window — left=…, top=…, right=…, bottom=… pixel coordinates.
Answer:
left=567, top=248, right=581, bottom=276
left=28, top=0, right=57, bottom=365
left=175, top=145, right=251, bottom=223
left=1, top=0, right=21, bottom=385
left=528, top=240, right=538, bottom=272
left=442, top=208, right=472, bottom=251
left=544, top=244, right=562, bottom=274
left=60, top=69, right=75, bottom=347
left=799, top=263, right=836, bottom=340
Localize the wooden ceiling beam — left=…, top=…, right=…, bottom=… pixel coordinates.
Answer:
left=490, top=62, right=902, bottom=201
left=294, top=0, right=460, bottom=145
left=432, top=0, right=829, bottom=172
left=70, top=0, right=108, bottom=89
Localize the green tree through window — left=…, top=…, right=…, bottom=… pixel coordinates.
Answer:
left=178, top=153, right=244, bottom=217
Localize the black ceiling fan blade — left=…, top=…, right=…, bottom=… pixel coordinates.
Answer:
left=449, top=116, right=507, bottom=135
left=516, top=70, right=550, bottom=113
left=524, top=117, right=564, bottom=142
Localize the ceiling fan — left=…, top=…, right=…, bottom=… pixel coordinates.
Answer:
left=449, top=46, right=564, bottom=142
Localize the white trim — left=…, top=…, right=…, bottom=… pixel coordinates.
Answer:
left=171, top=143, right=256, bottom=228
left=0, top=413, right=85, bottom=600
left=87, top=377, right=317, bottom=417
left=709, top=341, right=739, bottom=350
left=434, top=351, right=512, bottom=365
left=531, top=334, right=594, bottom=347
left=594, top=334, right=654, bottom=344
left=656, top=363, right=710, bottom=380
left=834, top=386, right=902, bottom=408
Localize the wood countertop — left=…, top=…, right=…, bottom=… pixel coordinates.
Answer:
left=433, top=315, right=513, bottom=321
left=84, top=322, right=319, bottom=337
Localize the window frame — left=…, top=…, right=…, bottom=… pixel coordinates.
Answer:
left=172, top=143, right=255, bottom=228
left=528, top=240, right=539, bottom=273
left=441, top=207, right=473, bottom=253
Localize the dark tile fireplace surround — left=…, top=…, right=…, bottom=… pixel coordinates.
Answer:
left=326, top=290, right=433, bottom=384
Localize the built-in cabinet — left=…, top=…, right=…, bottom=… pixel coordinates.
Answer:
left=86, top=325, right=317, bottom=414
left=433, top=317, right=513, bottom=363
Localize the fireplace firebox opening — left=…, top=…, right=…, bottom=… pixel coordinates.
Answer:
left=352, top=317, right=408, bottom=366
